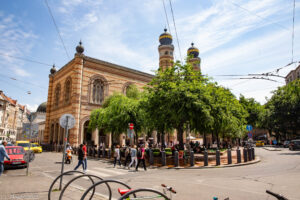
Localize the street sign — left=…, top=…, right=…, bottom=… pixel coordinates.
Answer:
left=27, top=113, right=37, bottom=122
left=59, top=114, right=75, bottom=129
left=24, top=150, right=35, bottom=163
left=129, top=123, right=134, bottom=130
left=246, top=125, right=253, bottom=131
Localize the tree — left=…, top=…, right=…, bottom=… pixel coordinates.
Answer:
left=239, top=95, right=263, bottom=128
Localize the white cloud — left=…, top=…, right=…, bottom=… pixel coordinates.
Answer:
left=25, top=104, right=38, bottom=112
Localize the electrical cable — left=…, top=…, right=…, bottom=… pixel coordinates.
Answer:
left=168, top=0, right=183, bottom=64
left=0, top=52, right=52, bottom=66
left=229, top=1, right=289, bottom=31
left=44, top=0, right=70, bottom=60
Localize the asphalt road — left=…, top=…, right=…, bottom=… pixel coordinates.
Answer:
left=1, top=147, right=300, bottom=200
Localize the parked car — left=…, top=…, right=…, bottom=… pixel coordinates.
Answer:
left=16, top=141, right=31, bottom=151
left=289, top=140, right=300, bottom=151
left=4, top=146, right=27, bottom=168
left=256, top=140, right=264, bottom=147
left=31, top=143, right=43, bottom=153
left=283, top=140, right=290, bottom=148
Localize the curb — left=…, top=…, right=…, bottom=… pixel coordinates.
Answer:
left=167, top=156, right=261, bottom=169
left=262, top=147, right=282, bottom=151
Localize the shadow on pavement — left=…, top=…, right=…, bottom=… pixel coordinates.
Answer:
left=278, top=152, right=300, bottom=155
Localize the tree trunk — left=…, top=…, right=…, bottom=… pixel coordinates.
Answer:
left=177, top=126, right=184, bottom=150
left=157, top=131, right=161, bottom=145
left=203, top=132, right=207, bottom=148
left=216, top=132, right=220, bottom=149
left=161, top=130, right=165, bottom=151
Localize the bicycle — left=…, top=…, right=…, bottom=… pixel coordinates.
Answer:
left=118, top=184, right=176, bottom=200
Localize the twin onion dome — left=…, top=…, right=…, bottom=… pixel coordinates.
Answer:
left=159, top=28, right=173, bottom=45
left=187, top=43, right=199, bottom=58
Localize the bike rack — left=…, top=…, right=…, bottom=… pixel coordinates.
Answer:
left=58, top=174, right=112, bottom=200
left=80, top=179, right=135, bottom=200
left=48, top=170, right=84, bottom=200
left=117, top=188, right=171, bottom=200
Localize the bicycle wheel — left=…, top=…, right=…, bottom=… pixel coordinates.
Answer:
left=118, top=188, right=170, bottom=200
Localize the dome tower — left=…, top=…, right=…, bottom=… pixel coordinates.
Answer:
left=158, top=28, right=174, bottom=71
left=187, top=43, right=201, bottom=71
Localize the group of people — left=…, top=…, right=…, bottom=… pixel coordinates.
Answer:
left=113, top=144, right=147, bottom=171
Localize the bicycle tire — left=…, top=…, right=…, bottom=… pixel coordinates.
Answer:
left=118, top=188, right=170, bottom=200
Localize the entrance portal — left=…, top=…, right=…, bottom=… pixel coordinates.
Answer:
left=83, top=120, right=93, bottom=145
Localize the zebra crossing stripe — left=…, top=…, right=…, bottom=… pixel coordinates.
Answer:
left=93, top=167, right=126, bottom=175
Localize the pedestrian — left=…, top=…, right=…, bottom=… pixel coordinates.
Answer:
left=82, top=142, right=87, bottom=173
left=123, top=145, right=131, bottom=168
left=113, top=145, right=121, bottom=168
left=136, top=145, right=147, bottom=171
left=128, top=145, right=137, bottom=170
left=0, top=141, right=10, bottom=176
left=74, top=144, right=85, bottom=172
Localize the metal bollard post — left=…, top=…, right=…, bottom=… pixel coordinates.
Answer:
left=174, top=151, right=179, bottom=167
left=243, top=147, right=248, bottom=162
left=97, top=147, right=101, bottom=158
left=248, top=147, right=252, bottom=161
left=237, top=147, right=241, bottom=163
left=108, top=149, right=111, bottom=159
left=204, top=149, right=208, bottom=166
left=102, top=147, right=105, bottom=158
left=190, top=151, right=194, bottom=167
left=216, top=148, right=220, bottom=166
left=227, top=148, right=232, bottom=164
left=161, top=151, right=166, bottom=166
left=149, top=149, right=154, bottom=166
left=252, top=148, right=255, bottom=160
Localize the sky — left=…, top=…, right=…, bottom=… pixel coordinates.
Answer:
left=0, top=0, right=299, bottom=112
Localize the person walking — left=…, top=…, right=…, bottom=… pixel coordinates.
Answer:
left=123, top=145, right=131, bottom=168
left=0, top=141, right=10, bottom=176
left=113, top=145, right=121, bottom=168
left=128, top=145, right=137, bottom=170
left=74, top=144, right=85, bottom=172
left=136, top=145, right=147, bottom=171
left=82, top=142, right=87, bottom=173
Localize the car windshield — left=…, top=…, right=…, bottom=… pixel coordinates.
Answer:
left=17, top=143, right=30, bottom=147
left=6, top=147, right=25, bottom=155
left=31, top=144, right=37, bottom=147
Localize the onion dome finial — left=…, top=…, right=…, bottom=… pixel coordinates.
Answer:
left=50, top=64, right=57, bottom=74
left=187, top=42, right=199, bottom=58
left=76, top=40, right=84, bottom=54
left=159, top=28, right=172, bottom=45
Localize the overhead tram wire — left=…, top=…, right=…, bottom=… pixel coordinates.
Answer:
left=44, top=0, right=70, bottom=60
left=168, top=0, right=183, bottom=64
left=228, top=1, right=289, bottom=31
left=0, top=52, right=52, bottom=66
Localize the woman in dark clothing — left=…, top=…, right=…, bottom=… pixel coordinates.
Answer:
left=74, top=144, right=85, bottom=172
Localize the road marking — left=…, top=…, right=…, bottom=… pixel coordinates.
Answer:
left=92, top=167, right=126, bottom=175
left=86, top=170, right=111, bottom=177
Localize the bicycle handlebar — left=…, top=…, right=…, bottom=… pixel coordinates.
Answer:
left=266, top=190, right=288, bottom=200
left=161, top=184, right=176, bottom=194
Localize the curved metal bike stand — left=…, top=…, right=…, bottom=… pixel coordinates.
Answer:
left=80, top=179, right=135, bottom=200
left=58, top=174, right=112, bottom=200
left=118, top=188, right=171, bottom=200
left=48, top=170, right=84, bottom=200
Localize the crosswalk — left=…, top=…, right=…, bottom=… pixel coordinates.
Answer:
left=86, top=167, right=128, bottom=178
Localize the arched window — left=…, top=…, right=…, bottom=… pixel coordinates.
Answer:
left=54, top=85, right=61, bottom=108
left=64, top=78, right=71, bottom=104
left=92, top=79, right=104, bottom=104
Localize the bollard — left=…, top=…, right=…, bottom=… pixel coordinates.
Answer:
left=97, top=147, right=101, bottom=158
left=102, top=147, right=105, bottom=158
left=227, top=148, right=232, bottom=164
left=243, top=147, right=248, bottom=162
left=174, top=151, right=179, bottom=167
left=149, top=149, right=154, bottom=166
left=161, top=151, right=166, bottom=166
left=216, top=148, right=220, bottom=166
left=108, top=149, right=111, bottom=159
left=248, top=147, right=252, bottom=161
left=252, top=148, right=255, bottom=160
left=204, top=149, right=208, bottom=166
left=237, top=147, right=241, bottom=163
left=190, top=151, right=195, bottom=167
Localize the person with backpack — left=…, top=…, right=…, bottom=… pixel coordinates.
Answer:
left=128, top=145, right=137, bottom=170
left=136, top=145, right=147, bottom=171
left=113, top=145, right=121, bottom=168
left=74, top=144, right=85, bottom=172
left=123, top=145, right=131, bottom=168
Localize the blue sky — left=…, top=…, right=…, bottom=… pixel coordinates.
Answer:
left=0, top=0, right=299, bottom=111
